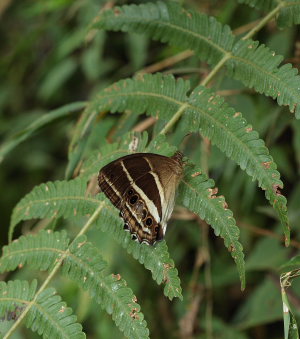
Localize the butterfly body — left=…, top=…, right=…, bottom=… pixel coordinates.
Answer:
left=98, top=152, right=183, bottom=245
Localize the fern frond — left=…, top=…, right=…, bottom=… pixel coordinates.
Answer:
left=179, top=166, right=245, bottom=289
left=93, top=1, right=300, bottom=116
left=29, top=287, right=85, bottom=338
left=9, top=181, right=182, bottom=300
left=87, top=73, right=289, bottom=244
left=67, top=235, right=149, bottom=339
left=0, top=231, right=149, bottom=338
left=9, top=177, right=93, bottom=242
left=0, top=230, right=69, bottom=273
left=186, top=85, right=289, bottom=245
left=229, top=39, right=300, bottom=117
left=93, top=1, right=234, bottom=69
left=0, top=280, right=85, bottom=338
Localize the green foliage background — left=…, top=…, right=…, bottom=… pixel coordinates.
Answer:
left=1, top=0, right=300, bottom=338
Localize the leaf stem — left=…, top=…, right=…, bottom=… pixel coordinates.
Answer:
left=242, top=3, right=283, bottom=41
left=159, top=103, right=189, bottom=135
left=201, top=3, right=283, bottom=87
left=4, top=202, right=105, bottom=339
left=200, top=54, right=231, bottom=87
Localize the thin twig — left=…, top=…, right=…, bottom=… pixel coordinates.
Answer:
left=158, top=103, right=189, bottom=135
left=133, top=116, right=158, bottom=132
left=137, top=50, right=194, bottom=74
left=233, top=19, right=262, bottom=36
left=173, top=207, right=300, bottom=249
left=240, top=222, right=300, bottom=249
left=241, top=4, right=283, bottom=41
left=200, top=137, right=211, bottom=175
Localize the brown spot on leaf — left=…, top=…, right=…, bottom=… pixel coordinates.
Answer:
left=130, top=307, right=140, bottom=320
left=162, top=263, right=173, bottom=284
left=2, top=306, right=24, bottom=321
left=208, top=187, right=218, bottom=198
left=191, top=171, right=202, bottom=177
left=113, top=8, right=121, bottom=16
left=273, top=184, right=283, bottom=196
left=262, top=161, right=272, bottom=169
left=233, top=112, right=241, bottom=118
left=163, top=263, right=172, bottom=270
left=219, top=196, right=228, bottom=209
left=59, top=306, right=66, bottom=313
left=77, top=241, right=85, bottom=248
left=182, top=8, right=192, bottom=18
left=228, top=245, right=235, bottom=252
left=112, top=273, right=121, bottom=281
left=246, top=126, right=252, bottom=133
left=113, top=84, right=120, bottom=91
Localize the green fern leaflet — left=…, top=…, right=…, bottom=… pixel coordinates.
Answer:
left=93, top=1, right=300, bottom=117
left=0, top=280, right=85, bottom=339
left=0, top=231, right=150, bottom=339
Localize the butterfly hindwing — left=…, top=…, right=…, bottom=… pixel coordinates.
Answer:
left=98, top=152, right=183, bottom=245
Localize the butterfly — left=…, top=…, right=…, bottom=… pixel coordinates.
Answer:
left=98, top=152, right=183, bottom=245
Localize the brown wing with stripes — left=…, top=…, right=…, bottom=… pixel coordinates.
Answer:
left=98, top=152, right=183, bottom=245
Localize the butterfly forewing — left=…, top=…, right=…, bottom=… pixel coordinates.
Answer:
left=98, top=152, right=183, bottom=245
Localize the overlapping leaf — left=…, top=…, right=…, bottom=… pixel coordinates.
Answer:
left=86, top=73, right=289, bottom=244
left=92, top=1, right=300, bottom=116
